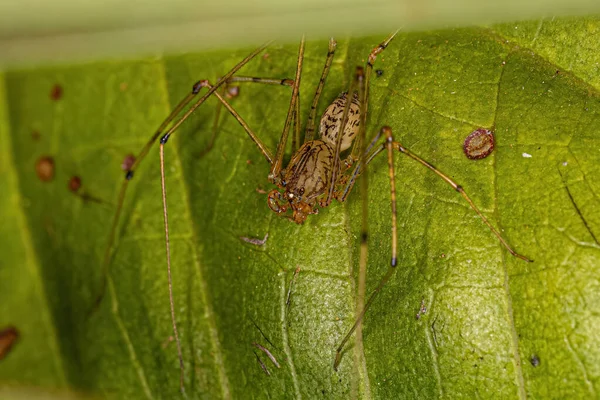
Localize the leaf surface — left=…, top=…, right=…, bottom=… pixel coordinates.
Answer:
left=1, top=17, right=599, bottom=399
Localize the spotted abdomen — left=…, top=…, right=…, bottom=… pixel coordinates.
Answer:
left=319, top=92, right=361, bottom=152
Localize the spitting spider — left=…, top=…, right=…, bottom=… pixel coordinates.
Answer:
left=97, top=32, right=531, bottom=392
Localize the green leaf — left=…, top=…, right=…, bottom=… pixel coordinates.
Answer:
left=1, top=17, right=600, bottom=399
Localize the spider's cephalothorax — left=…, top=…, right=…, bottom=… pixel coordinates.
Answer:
left=267, top=92, right=361, bottom=224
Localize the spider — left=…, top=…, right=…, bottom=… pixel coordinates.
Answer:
left=97, top=32, right=531, bottom=392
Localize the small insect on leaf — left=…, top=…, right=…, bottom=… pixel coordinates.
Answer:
left=240, top=233, right=269, bottom=246
left=35, top=156, right=55, bottom=182
left=530, top=354, right=541, bottom=367
left=50, top=84, right=63, bottom=101
left=463, top=128, right=495, bottom=160
left=0, top=326, right=19, bottom=361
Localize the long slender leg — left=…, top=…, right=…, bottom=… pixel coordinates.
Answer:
left=334, top=32, right=398, bottom=201
left=333, top=34, right=398, bottom=369
left=191, top=80, right=275, bottom=163
left=304, top=38, right=337, bottom=143
left=394, top=141, right=532, bottom=261
left=198, top=85, right=226, bottom=159
left=269, top=37, right=305, bottom=184
left=292, top=90, right=301, bottom=154
left=226, top=75, right=300, bottom=153
left=227, top=76, right=294, bottom=86
left=94, top=43, right=270, bottom=310
left=349, top=31, right=398, bottom=163
left=158, top=140, right=185, bottom=393
left=93, top=83, right=205, bottom=310
left=338, top=129, right=384, bottom=202
left=207, top=75, right=297, bottom=157
left=334, top=126, right=398, bottom=370
left=343, top=136, right=532, bottom=262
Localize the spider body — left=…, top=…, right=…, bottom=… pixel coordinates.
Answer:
left=267, top=91, right=361, bottom=224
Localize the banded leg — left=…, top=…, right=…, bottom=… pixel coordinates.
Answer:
left=304, top=38, right=337, bottom=143
left=349, top=30, right=398, bottom=163
left=95, top=43, right=269, bottom=394
left=390, top=141, right=532, bottom=262
left=201, top=75, right=296, bottom=159
left=333, top=129, right=533, bottom=369
left=222, top=76, right=301, bottom=153
left=226, top=76, right=294, bottom=86
left=151, top=39, right=311, bottom=392
left=357, top=138, right=533, bottom=262
left=330, top=35, right=398, bottom=369
left=95, top=43, right=269, bottom=310
left=334, top=126, right=398, bottom=370
left=269, top=37, right=306, bottom=184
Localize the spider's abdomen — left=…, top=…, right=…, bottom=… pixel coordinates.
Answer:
left=319, top=92, right=361, bottom=152
left=284, top=140, right=338, bottom=203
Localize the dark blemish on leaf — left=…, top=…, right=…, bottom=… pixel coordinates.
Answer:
left=0, top=326, right=19, bottom=361
left=375, top=69, right=384, bottom=77
left=68, top=177, right=109, bottom=205
left=35, top=156, right=55, bottom=182
left=31, top=130, right=40, bottom=141
left=68, top=176, right=82, bottom=192
left=463, top=128, right=495, bottom=160
left=121, top=154, right=136, bottom=171
left=50, top=84, right=63, bottom=101
left=530, top=354, right=540, bottom=367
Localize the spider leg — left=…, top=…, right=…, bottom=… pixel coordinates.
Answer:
left=96, top=42, right=270, bottom=394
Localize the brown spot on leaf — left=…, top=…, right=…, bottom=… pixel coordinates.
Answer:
left=0, top=326, right=19, bottom=360
left=50, top=84, right=63, bottom=101
left=463, top=128, right=495, bottom=160
left=35, top=156, right=55, bottom=182
left=121, top=154, right=136, bottom=171
left=68, top=176, right=82, bottom=192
